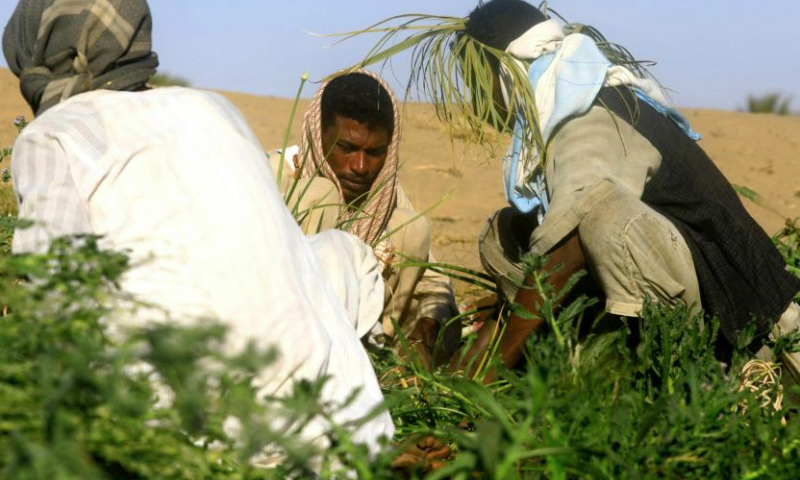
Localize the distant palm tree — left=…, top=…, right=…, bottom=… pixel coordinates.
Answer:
left=746, top=93, right=792, bottom=115
left=149, top=72, right=190, bottom=88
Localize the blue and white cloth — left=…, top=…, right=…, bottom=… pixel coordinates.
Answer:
left=499, top=19, right=701, bottom=216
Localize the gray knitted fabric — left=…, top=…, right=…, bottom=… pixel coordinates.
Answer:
left=3, top=0, right=159, bottom=114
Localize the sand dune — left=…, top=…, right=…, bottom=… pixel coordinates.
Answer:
left=2, top=68, right=798, bottom=294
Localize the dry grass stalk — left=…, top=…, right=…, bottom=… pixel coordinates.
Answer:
left=737, top=359, right=786, bottom=425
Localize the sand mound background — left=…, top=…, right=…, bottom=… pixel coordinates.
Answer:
left=2, top=68, right=798, bottom=295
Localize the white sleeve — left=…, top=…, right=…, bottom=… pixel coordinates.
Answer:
left=307, top=229, right=385, bottom=339
left=11, top=131, right=91, bottom=254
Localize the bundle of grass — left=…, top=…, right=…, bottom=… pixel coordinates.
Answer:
left=746, top=92, right=793, bottom=115
left=329, top=3, right=658, bottom=170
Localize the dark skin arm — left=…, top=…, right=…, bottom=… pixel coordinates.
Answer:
left=450, top=232, right=586, bottom=383
left=388, top=237, right=585, bottom=474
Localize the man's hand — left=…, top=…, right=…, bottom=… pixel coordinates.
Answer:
left=391, top=436, right=452, bottom=475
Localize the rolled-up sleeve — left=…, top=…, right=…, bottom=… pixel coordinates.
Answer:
left=11, top=131, right=91, bottom=253
left=529, top=106, right=661, bottom=254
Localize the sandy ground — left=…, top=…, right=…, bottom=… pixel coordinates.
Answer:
left=2, top=68, right=799, bottom=295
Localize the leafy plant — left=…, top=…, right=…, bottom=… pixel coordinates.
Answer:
left=775, top=219, right=800, bottom=301
left=1, top=116, right=26, bottom=216
left=746, top=93, right=793, bottom=115
left=3, top=87, right=800, bottom=478
left=2, top=226, right=800, bottom=478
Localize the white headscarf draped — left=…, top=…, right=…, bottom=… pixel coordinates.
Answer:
left=501, top=19, right=674, bottom=144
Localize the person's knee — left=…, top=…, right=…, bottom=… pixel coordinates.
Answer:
left=577, top=203, right=629, bottom=261
left=578, top=195, right=664, bottom=270
left=479, top=207, right=538, bottom=264
left=478, top=209, right=504, bottom=275
left=579, top=198, right=700, bottom=312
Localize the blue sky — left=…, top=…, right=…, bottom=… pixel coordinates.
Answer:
left=2, top=1, right=799, bottom=110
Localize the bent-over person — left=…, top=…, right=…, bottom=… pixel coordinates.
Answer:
left=3, top=0, right=395, bottom=461
left=453, top=0, right=800, bottom=382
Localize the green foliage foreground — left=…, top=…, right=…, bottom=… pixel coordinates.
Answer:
left=1, top=218, right=799, bottom=479
left=2, top=108, right=800, bottom=477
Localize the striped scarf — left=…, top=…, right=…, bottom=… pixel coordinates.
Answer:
left=3, top=0, right=159, bottom=115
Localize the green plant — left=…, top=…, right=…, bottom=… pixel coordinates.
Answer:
left=376, top=282, right=800, bottom=479
left=746, top=93, right=793, bottom=115
left=149, top=72, right=191, bottom=88
left=775, top=219, right=800, bottom=301
left=3, top=226, right=800, bottom=478
left=0, top=234, right=403, bottom=479
left=3, top=98, right=800, bottom=477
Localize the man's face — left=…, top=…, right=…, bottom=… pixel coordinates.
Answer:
left=322, top=115, right=390, bottom=206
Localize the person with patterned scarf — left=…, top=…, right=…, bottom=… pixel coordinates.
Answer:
left=3, top=0, right=398, bottom=462
left=268, top=71, right=461, bottom=367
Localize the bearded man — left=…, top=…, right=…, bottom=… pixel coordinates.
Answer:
left=3, top=0, right=395, bottom=459
left=270, top=71, right=461, bottom=366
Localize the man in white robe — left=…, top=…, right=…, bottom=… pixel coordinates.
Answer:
left=4, top=0, right=394, bottom=458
